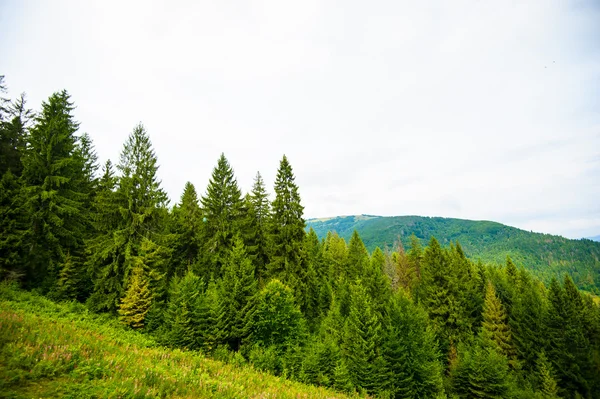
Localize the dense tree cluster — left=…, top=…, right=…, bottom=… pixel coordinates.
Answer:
left=1, top=77, right=599, bottom=398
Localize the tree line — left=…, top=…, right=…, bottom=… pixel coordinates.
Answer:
left=1, top=77, right=599, bottom=398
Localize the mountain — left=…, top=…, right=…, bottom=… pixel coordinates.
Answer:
left=587, top=235, right=600, bottom=242
left=307, top=215, right=600, bottom=293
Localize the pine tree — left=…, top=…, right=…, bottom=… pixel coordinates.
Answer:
left=267, top=155, right=306, bottom=287
left=21, top=90, right=87, bottom=290
left=118, top=260, right=153, bottom=329
left=243, top=172, right=271, bottom=283
left=537, top=352, right=559, bottom=398
left=345, top=230, right=370, bottom=281
left=200, top=153, right=243, bottom=278
left=510, top=268, right=545, bottom=373
left=383, top=291, right=444, bottom=399
left=195, top=278, right=219, bottom=353
left=0, top=170, right=26, bottom=281
left=340, top=281, right=386, bottom=395
left=545, top=276, right=592, bottom=398
left=0, top=92, right=32, bottom=176
left=88, top=124, right=169, bottom=313
left=216, top=235, right=257, bottom=351
left=303, top=228, right=331, bottom=326
left=481, top=281, right=516, bottom=362
left=451, top=337, right=511, bottom=399
left=171, top=182, right=203, bottom=277
left=417, top=237, right=459, bottom=357
left=56, top=252, right=79, bottom=300
left=365, top=246, right=392, bottom=318
left=323, top=232, right=347, bottom=285
left=163, top=270, right=203, bottom=349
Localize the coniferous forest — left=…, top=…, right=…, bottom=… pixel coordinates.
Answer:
left=1, top=77, right=599, bottom=398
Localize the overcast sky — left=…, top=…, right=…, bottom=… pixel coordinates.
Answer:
left=1, top=1, right=599, bottom=239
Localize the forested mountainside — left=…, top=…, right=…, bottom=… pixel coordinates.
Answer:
left=307, top=215, right=600, bottom=293
left=1, top=75, right=600, bottom=398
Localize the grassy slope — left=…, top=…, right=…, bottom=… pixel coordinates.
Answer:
left=0, top=284, right=355, bottom=399
left=307, top=215, right=600, bottom=292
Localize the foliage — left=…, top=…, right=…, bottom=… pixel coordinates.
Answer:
left=307, top=215, right=600, bottom=292
left=0, top=284, right=357, bottom=398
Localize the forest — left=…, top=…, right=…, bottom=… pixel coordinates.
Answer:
left=1, top=76, right=599, bottom=398
left=306, top=215, right=600, bottom=293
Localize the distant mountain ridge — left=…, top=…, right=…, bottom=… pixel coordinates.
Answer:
left=587, top=235, right=600, bottom=242
left=306, top=215, right=600, bottom=293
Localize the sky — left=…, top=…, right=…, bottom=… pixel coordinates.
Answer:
left=1, top=0, right=599, bottom=239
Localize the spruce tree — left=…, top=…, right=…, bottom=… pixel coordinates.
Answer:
left=365, top=246, right=392, bottom=318
left=510, top=268, right=545, bottom=373
left=383, top=291, right=444, bottom=399
left=21, top=90, right=87, bottom=290
left=481, top=281, right=516, bottom=362
left=537, top=352, right=560, bottom=398
left=303, top=228, right=331, bottom=326
left=417, top=237, right=461, bottom=357
left=340, top=281, right=386, bottom=395
left=171, top=182, right=203, bottom=277
left=216, top=235, right=257, bottom=351
left=195, top=279, right=219, bottom=353
left=163, top=270, right=203, bottom=349
left=0, top=170, right=26, bottom=281
left=243, top=172, right=271, bottom=283
left=323, top=232, right=347, bottom=284
left=267, top=155, right=306, bottom=287
left=345, top=230, right=370, bottom=281
left=88, top=124, right=169, bottom=313
left=0, top=92, right=32, bottom=176
left=200, top=153, right=243, bottom=278
left=56, top=252, right=78, bottom=300
left=451, top=337, right=511, bottom=399
left=118, top=260, right=153, bottom=329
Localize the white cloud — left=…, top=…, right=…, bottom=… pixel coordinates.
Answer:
left=1, top=0, right=598, bottom=238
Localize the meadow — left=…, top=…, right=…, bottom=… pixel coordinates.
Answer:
left=0, top=283, right=356, bottom=399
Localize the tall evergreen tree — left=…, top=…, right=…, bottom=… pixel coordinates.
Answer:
left=364, top=246, right=392, bottom=318
left=345, top=230, right=370, bottom=281
left=171, top=182, right=203, bottom=277
left=510, top=268, right=545, bottom=373
left=0, top=93, right=32, bottom=176
left=383, top=291, right=444, bottom=399
left=481, top=281, right=516, bottom=362
left=216, top=236, right=257, bottom=351
left=21, top=90, right=87, bottom=290
left=243, top=172, right=271, bottom=283
left=323, top=232, right=347, bottom=284
left=0, top=170, right=26, bottom=281
left=200, top=153, right=243, bottom=278
left=163, top=270, right=203, bottom=349
left=545, top=276, right=591, bottom=398
left=303, top=228, right=331, bottom=326
left=417, top=237, right=468, bottom=358
left=88, top=124, right=169, bottom=313
left=537, top=352, right=560, bottom=398
left=340, top=281, right=387, bottom=395
left=267, top=155, right=306, bottom=289
left=451, top=336, right=512, bottom=399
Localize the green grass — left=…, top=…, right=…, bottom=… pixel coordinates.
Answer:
left=0, top=284, right=356, bottom=398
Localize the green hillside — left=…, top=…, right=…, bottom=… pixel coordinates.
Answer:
left=0, top=284, right=355, bottom=399
left=307, top=215, right=600, bottom=292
